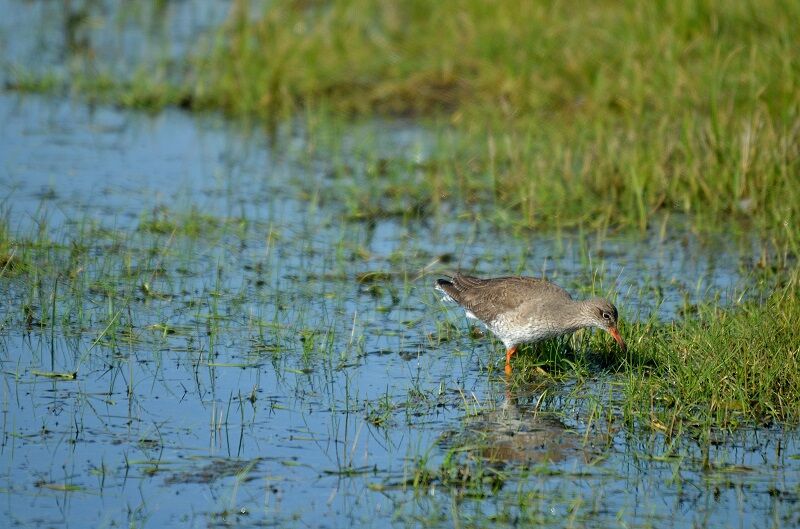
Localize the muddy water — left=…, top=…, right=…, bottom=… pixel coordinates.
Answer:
left=2, top=3, right=798, bottom=529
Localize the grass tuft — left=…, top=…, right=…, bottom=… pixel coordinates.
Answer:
left=622, top=275, right=800, bottom=431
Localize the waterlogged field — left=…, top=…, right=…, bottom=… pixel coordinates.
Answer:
left=2, top=92, right=797, bottom=529
left=2, top=1, right=800, bottom=528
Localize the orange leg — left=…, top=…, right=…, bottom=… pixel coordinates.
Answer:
left=504, top=345, right=518, bottom=375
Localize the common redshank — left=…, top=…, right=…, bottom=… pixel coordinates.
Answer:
left=435, top=273, right=626, bottom=373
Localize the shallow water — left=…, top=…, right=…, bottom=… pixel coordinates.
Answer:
left=1, top=0, right=230, bottom=83
left=2, top=89, right=795, bottom=529
left=1, top=3, right=798, bottom=529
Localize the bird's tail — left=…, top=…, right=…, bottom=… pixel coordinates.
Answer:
left=434, top=277, right=460, bottom=304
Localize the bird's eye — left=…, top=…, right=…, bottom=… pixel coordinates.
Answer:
left=602, top=312, right=612, bottom=320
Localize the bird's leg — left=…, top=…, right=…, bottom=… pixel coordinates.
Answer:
left=505, top=345, right=518, bottom=363
left=504, top=345, right=518, bottom=375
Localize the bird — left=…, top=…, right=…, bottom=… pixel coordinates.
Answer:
left=435, top=272, right=626, bottom=374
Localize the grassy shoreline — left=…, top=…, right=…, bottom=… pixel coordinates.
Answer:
left=197, top=0, right=800, bottom=237
left=8, top=0, right=799, bottom=241
left=623, top=278, right=800, bottom=432
left=187, top=0, right=800, bottom=237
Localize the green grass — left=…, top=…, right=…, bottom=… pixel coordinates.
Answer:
left=193, top=0, right=798, bottom=118
left=11, top=0, right=799, bottom=240
left=620, top=275, right=800, bottom=433
left=178, top=0, right=799, bottom=235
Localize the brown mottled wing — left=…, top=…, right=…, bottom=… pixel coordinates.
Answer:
left=443, top=274, right=572, bottom=323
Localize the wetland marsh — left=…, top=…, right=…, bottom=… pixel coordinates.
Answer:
left=2, top=1, right=799, bottom=528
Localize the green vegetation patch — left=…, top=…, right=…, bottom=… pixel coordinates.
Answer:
left=186, top=0, right=800, bottom=234
left=622, top=277, right=800, bottom=432
left=8, top=0, right=800, bottom=237
left=137, top=207, right=247, bottom=238
left=194, top=0, right=798, bottom=118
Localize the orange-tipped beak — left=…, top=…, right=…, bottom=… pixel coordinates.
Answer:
left=608, top=327, right=626, bottom=352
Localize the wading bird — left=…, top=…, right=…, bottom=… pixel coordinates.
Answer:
left=435, top=273, right=626, bottom=374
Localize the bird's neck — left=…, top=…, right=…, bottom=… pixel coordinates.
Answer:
left=558, top=299, right=597, bottom=329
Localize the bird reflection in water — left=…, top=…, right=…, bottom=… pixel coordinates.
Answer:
left=445, top=377, right=601, bottom=465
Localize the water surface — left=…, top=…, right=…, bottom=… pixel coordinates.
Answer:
left=1, top=3, right=797, bottom=528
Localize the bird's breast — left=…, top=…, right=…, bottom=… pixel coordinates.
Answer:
left=488, top=314, right=563, bottom=345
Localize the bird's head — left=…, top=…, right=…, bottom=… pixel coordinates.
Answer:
left=585, top=298, right=626, bottom=352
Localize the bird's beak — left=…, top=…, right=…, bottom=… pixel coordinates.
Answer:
left=607, top=326, right=626, bottom=352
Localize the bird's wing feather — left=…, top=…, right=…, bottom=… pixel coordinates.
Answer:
left=445, top=274, right=572, bottom=323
